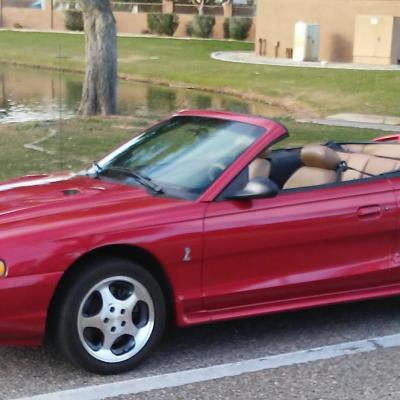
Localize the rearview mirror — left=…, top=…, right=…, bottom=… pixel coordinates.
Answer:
left=228, top=177, right=279, bottom=200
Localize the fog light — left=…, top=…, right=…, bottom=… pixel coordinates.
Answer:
left=0, top=260, right=7, bottom=278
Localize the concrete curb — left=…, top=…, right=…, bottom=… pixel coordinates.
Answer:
left=211, top=51, right=400, bottom=71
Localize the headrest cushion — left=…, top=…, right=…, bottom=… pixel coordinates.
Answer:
left=300, top=145, right=341, bottom=170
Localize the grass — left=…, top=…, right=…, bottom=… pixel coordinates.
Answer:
left=0, top=117, right=381, bottom=181
left=0, top=117, right=148, bottom=180
left=0, top=31, right=400, bottom=117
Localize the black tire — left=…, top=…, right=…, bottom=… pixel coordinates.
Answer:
left=54, top=257, right=166, bottom=375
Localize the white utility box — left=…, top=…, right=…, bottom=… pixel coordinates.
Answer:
left=293, top=22, right=320, bottom=62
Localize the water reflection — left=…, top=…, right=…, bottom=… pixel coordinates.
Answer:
left=221, top=98, right=250, bottom=115
left=146, top=86, right=177, bottom=114
left=0, top=65, right=284, bottom=124
left=0, top=67, right=73, bottom=123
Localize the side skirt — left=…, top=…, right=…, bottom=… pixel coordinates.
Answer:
left=182, top=283, right=400, bottom=326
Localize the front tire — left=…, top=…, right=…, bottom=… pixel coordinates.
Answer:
left=55, top=257, right=166, bottom=374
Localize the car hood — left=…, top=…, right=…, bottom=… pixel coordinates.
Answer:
left=0, top=173, right=190, bottom=230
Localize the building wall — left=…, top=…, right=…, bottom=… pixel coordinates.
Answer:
left=256, top=0, right=400, bottom=62
left=113, top=11, right=149, bottom=35
left=52, top=10, right=65, bottom=31
left=0, top=3, right=255, bottom=41
left=2, top=7, right=52, bottom=30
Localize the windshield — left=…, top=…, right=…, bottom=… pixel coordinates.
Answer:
left=97, top=116, right=265, bottom=199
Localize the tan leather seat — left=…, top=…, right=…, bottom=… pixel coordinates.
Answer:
left=337, top=152, right=369, bottom=180
left=248, top=158, right=271, bottom=180
left=284, top=145, right=341, bottom=189
left=248, top=149, right=272, bottom=180
left=365, top=156, right=400, bottom=175
left=284, top=143, right=400, bottom=189
left=338, top=151, right=400, bottom=180
left=342, top=143, right=400, bottom=159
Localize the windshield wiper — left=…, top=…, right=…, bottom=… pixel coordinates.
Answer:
left=90, top=161, right=103, bottom=177
left=102, top=166, right=164, bottom=194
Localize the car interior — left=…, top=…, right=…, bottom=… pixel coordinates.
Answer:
left=247, top=141, right=400, bottom=191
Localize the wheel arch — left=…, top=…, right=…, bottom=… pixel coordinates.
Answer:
left=46, top=244, right=175, bottom=338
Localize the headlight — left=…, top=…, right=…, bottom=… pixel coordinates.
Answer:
left=0, top=260, right=7, bottom=278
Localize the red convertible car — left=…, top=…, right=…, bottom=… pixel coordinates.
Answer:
left=1, top=109, right=400, bottom=374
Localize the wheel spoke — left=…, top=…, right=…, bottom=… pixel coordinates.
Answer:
left=123, top=319, right=139, bottom=337
left=102, top=332, right=117, bottom=351
left=98, top=284, right=117, bottom=312
left=134, top=284, right=152, bottom=305
left=118, top=293, right=138, bottom=313
left=80, top=313, right=104, bottom=330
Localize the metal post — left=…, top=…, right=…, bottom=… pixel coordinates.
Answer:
left=0, top=0, right=3, bottom=29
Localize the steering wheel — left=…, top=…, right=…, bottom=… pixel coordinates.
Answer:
left=207, top=162, right=226, bottom=182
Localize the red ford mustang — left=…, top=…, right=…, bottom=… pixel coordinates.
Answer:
left=1, top=109, right=400, bottom=374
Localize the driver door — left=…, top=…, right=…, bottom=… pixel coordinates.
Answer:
left=202, top=178, right=398, bottom=317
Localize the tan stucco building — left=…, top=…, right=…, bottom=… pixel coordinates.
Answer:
left=256, top=0, right=400, bottom=63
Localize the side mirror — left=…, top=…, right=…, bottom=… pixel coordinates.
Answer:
left=228, top=177, right=279, bottom=200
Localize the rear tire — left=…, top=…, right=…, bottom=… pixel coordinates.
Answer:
left=55, top=257, right=166, bottom=375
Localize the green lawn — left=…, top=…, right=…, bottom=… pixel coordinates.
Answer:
left=1, top=31, right=400, bottom=117
left=0, top=117, right=381, bottom=180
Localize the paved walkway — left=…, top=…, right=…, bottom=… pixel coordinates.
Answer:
left=297, top=113, right=400, bottom=132
left=211, top=51, right=400, bottom=71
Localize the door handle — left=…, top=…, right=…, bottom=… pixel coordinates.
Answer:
left=357, top=205, right=382, bottom=219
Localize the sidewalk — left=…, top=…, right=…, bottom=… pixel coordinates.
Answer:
left=211, top=51, right=400, bottom=71
left=297, top=113, right=400, bottom=132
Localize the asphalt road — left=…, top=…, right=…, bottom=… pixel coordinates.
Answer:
left=116, top=348, right=400, bottom=400
left=3, top=297, right=400, bottom=399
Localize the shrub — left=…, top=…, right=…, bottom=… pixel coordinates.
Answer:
left=64, top=9, right=84, bottom=31
left=147, top=13, right=162, bottom=34
left=187, top=15, right=215, bottom=38
left=147, top=13, right=179, bottom=36
left=223, top=18, right=230, bottom=39
left=160, top=13, right=179, bottom=36
left=229, top=17, right=252, bottom=41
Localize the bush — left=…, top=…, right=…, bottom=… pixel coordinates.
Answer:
left=223, top=18, right=230, bottom=39
left=187, top=15, right=215, bottom=38
left=229, top=17, right=252, bottom=41
left=147, top=13, right=162, bottom=34
left=64, top=9, right=84, bottom=32
left=147, top=13, right=179, bottom=36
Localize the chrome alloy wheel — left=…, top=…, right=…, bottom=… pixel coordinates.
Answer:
left=77, top=276, right=155, bottom=363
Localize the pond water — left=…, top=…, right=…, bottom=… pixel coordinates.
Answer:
left=0, top=64, right=284, bottom=124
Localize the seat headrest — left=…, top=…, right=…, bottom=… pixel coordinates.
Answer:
left=300, top=145, right=341, bottom=170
